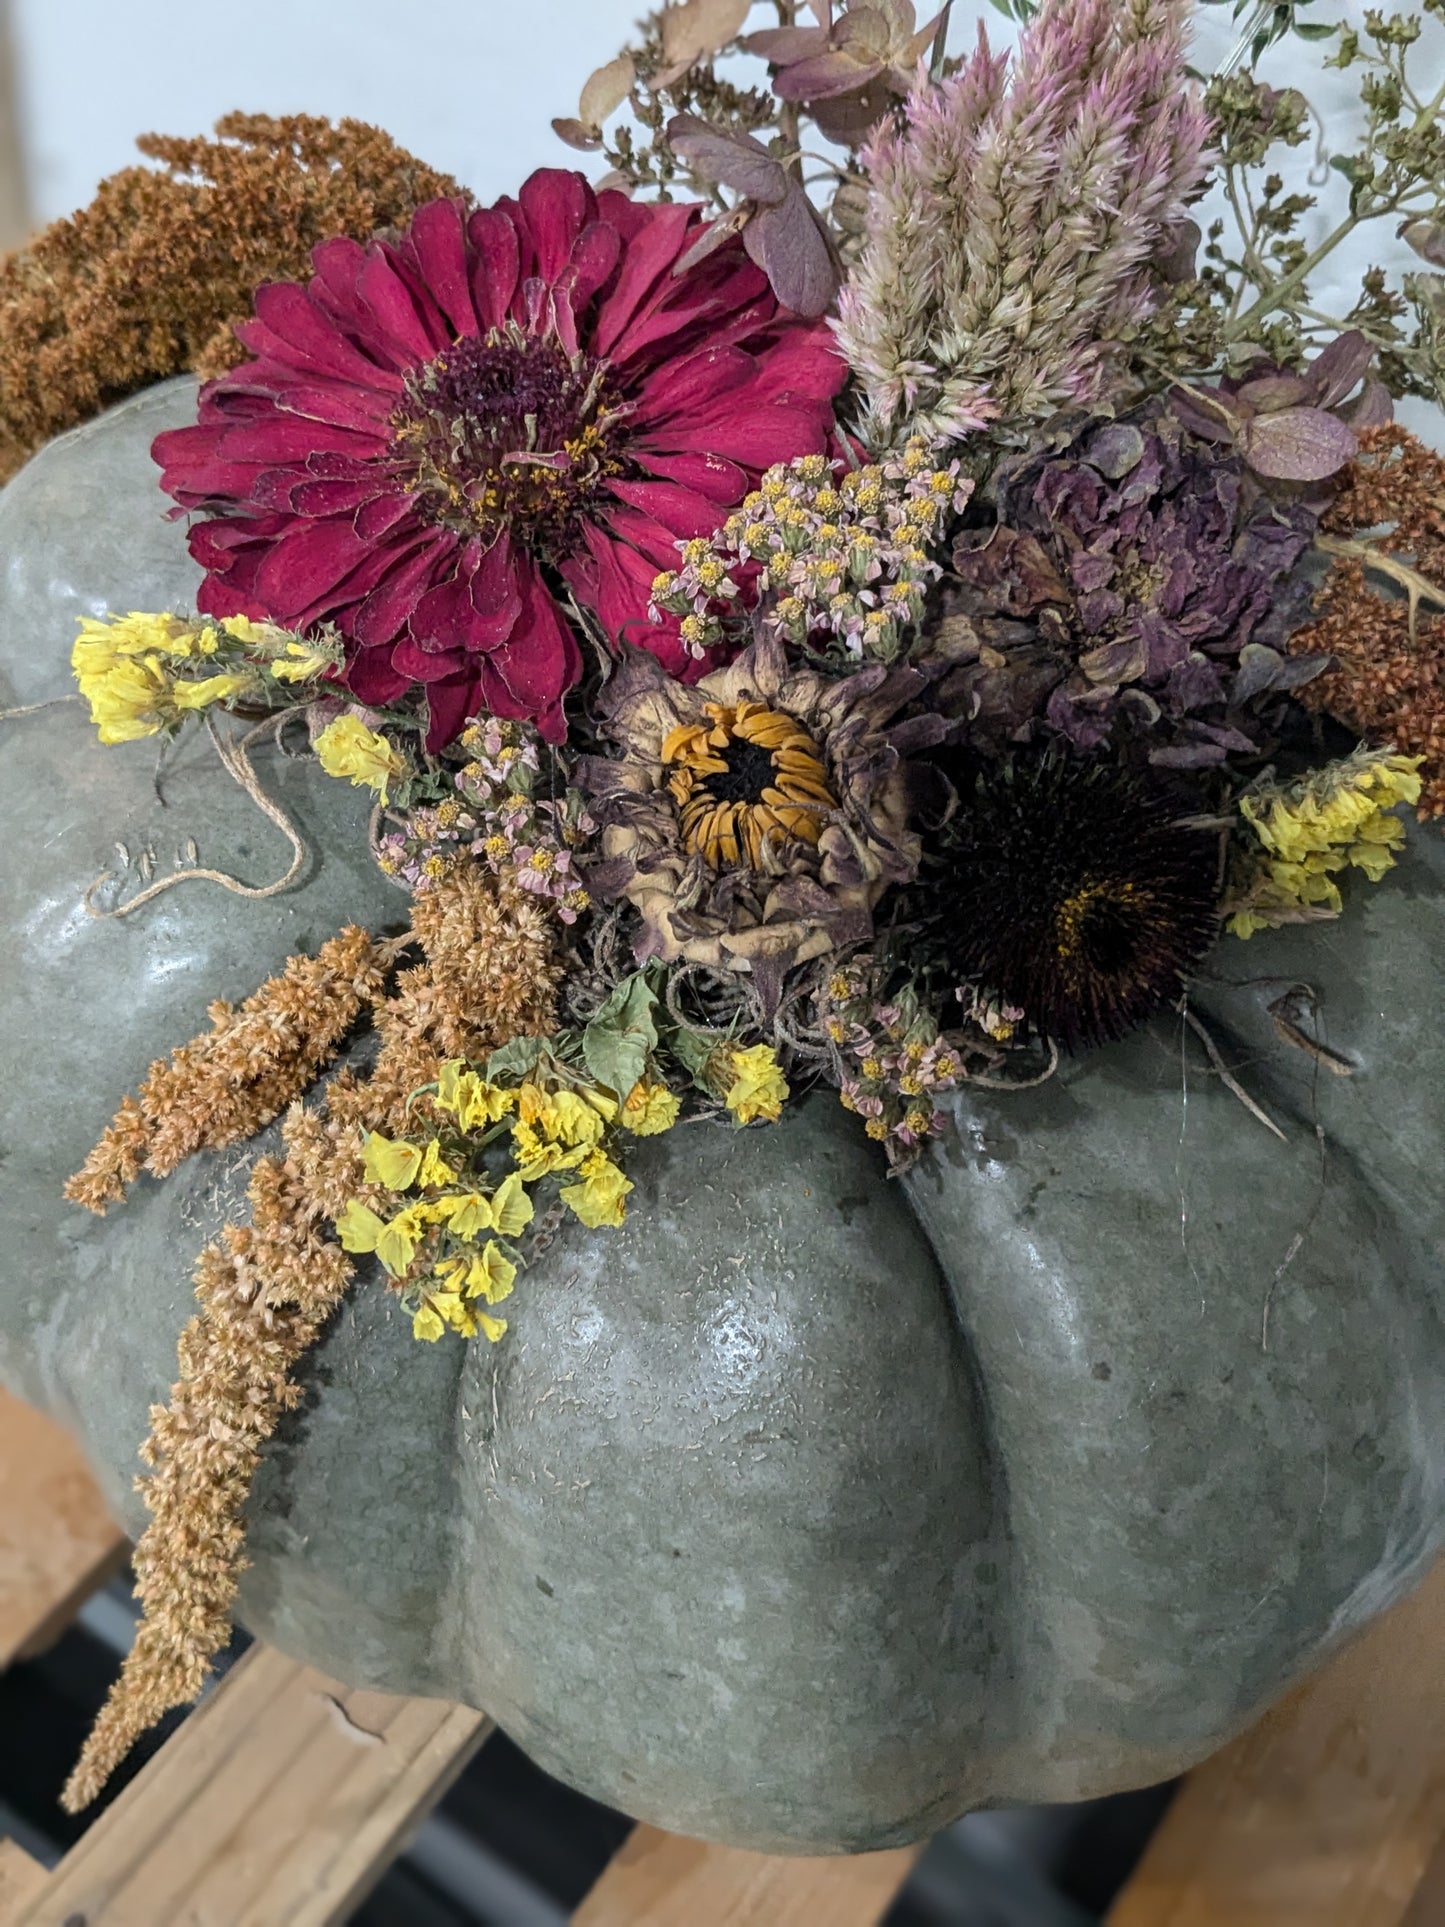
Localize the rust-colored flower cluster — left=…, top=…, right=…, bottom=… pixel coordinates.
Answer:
left=63, top=869, right=560, bottom=1809
left=1290, top=426, right=1445, bottom=820
left=63, top=926, right=392, bottom=1213
left=0, top=114, right=459, bottom=481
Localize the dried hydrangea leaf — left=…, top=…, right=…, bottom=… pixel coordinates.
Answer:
left=1242, top=408, right=1361, bottom=483
left=580, top=52, right=637, bottom=128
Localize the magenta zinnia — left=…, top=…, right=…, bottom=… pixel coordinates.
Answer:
left=153, top=169, right=846, bottom=747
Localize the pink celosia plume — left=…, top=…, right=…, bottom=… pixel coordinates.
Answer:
left=834, top=0, right=1211, bottom=444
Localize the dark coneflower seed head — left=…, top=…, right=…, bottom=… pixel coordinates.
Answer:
left=919, top=751, right=1223, bottom=1051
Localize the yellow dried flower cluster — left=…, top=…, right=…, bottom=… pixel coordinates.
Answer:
left=714, top=1042, right=790, bottom=1124
left=1229, top=750, right=1424, bottom=938
left=72, top=611, right=258, bottom=743
left=340, top=1065, right=641, bottom=1343
left=314, top=714, right=411, bottom=804
left=72, top=609, right=342, bottom=745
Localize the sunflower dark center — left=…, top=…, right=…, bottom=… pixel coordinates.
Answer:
left=908, top=750, right=1221, bottom=1051
left=706, top=739, right=780, bottom=806
left=392, top=329, right=623, bottom=554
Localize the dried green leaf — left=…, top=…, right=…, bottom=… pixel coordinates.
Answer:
left=582, top=973, right=660, bottom=1099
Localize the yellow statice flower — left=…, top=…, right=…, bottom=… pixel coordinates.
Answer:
left=515, top=1084, right=607, bottom=1147
left=443, top=1171, right=534, bottom=1241
left=416, top=1139, right=459, bottom=1189
left=335, top=1197, right=430, bottom=1278
left=225, top=618, right=338, bottom=683
left=466, top=1240, right=518, bottom=1305
left=171, top=672, right=254, bottom=712
left=314, top=715, right=409, bottom=804
left=721, top=1043, right=790, bottom=1125
left=436, top=1061, right=516, bottom=1129
left=1230, top=751, right=1423, bottom=938
left=72, top=613, right=256, bottom=743
left=361, top=1132, right=424, bottom=1191
left=510, top=1122, right=591, bottom=1181
left=75, top=611, right=199, bottom=663
left=621, top=1080, right=681, bottom=1136
left=560, top=1149, right=634, bottom=1228
left=413, top=1300, right=448, bottom=1342
left=335, top=1199, right=386, bottom=1253
left=375, top=1205, right=428, bottom=1278
left=412, top=1290, right=508, bottom=1344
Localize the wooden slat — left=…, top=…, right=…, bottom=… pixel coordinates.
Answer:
left=0, top=1841, right=49, bottom=1916
left=573, top=1824, right=919, bottom=1926
left=1108, top=1557, right=1445, bottom=1927
left=1402, top=1831, right=1445, bottom=1927
left=16, top=1644, right=490, bottom=1927
left=0, top=1390, right=128, bottom=1667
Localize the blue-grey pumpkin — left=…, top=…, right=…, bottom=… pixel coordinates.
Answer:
left=0, top=382, right=1441, bottom=1853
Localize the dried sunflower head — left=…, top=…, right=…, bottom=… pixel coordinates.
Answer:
left=906, top=749, right=1223, bottom=1051
left=582, top=634, right=946, bottom=1009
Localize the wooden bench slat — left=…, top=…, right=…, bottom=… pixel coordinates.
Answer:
left=15, top=1644, right=489, bottom=1927
left=572, top=1824, right=919, bottom=1926
left=0, top=1841, right=49, bottom=1916
left=1107, top=1557, right=1445, bottom=1927
left=0, top=1391, right=128, bottom=1667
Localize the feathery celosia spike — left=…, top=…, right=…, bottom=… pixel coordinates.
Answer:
left=64, top=926, right=394, bottom=1213
left=833, top=0, right=1210, bottom=446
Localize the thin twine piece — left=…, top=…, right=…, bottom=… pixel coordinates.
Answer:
left=959, top=1036, right=1060, bottom=1093
left=0, top=693, right=83, bottom=720
left=1180, top=1003, right=1287, bottom=1143
left=84, top=710, right=308, bottom=920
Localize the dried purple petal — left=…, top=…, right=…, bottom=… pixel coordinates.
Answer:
left=936, top=404, right=1320, bottom=767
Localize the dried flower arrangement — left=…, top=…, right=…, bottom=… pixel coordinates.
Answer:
left=9, top=0, right=1441, bottom=1810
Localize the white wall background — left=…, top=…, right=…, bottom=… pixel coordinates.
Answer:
left=7, top=0, right=1439, bottom=438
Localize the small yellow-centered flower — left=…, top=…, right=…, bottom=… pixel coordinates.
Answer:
left=621, top=1080, right=681, bottom=1136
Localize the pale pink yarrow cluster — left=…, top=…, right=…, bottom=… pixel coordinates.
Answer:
left=378, top=720, right=594, bottom=921
left=651, top=440, right=973, bottom=665
left=819, top=965, right=966, bottom=1153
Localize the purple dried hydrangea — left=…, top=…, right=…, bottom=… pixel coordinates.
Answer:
left=938, top=408, right=1328, bottom=770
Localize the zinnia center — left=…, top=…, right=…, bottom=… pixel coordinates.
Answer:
left=392, top=329, right=623, bottom=554
left=663, top=701, right=837, bottom=870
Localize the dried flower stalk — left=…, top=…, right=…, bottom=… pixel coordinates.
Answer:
left=63, top=869, right=561, bottom=1807
left=834, top=0, right=1211, bottom=443
left=0, top=114, right=460, bottom=481
left=65, top=926, right=393, bottom=1214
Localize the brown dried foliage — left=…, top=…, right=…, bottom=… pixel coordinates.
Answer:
left=0, top=114, right=460, bottom=482
left=1290, top=425, right=1445, bottom=819
left=63, top=870, right=560, bottom=1810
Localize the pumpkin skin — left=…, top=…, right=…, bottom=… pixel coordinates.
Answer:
left=0, top=383, right=1442, bottom=1854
